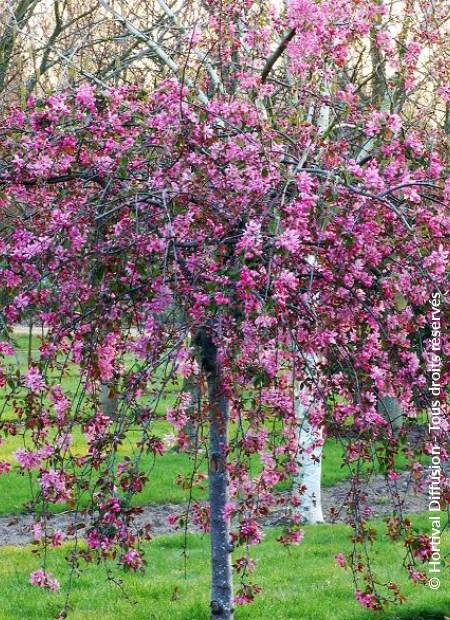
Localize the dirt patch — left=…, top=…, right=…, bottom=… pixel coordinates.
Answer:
left=0, top=502, right=188, bottom=546
left=0, top=472, right=434, bottom=546
left=262, top=470, right=431, bottom=528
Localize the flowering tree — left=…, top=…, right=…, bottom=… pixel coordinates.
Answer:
left=0, top=1, right=449, bottom=619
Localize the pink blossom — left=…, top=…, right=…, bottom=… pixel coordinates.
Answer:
left=39, top=469, right=71, bottom=503
left=121, top=549, right=143, bottom=571
left=412, top=535, right=433, bottom=561
left=234, top=556, right=256, bottom=574
left=365, top=112, right=382, bottom=136
left=75, top=84, right=96, bottom=111
left=408, top=567, right=426, bottom=583
left=30, top=569, right=60, bottom=591
left=166, top=407, right=187, bottom=431
left=97, top=333, right=117, bottom=382
left=86, top=529, right=102, bottom=550
left=239, top=519, right=263, bottom=545
left=24, top=367, right=46, bottom=393
left=234, top=583, right=262, bottom=605
left=437, top=84, right=450, bottom=102
left=14, top=448, right=42, bottom=470
left=175, top=348, right=199, bottom=378
left=223, top=502, right=235, bottom=520
left=277, top=229, right=301, bottom=253
left=32, top=523, right=43, bottom=542
left=386, top=113, right=402, bottom=134
left=49, top=386, right=70, bottom=421
left=51, top=529, right=65, bottom=547
left=214, top=292, right=230, bottom=305
left=166, top=513, right=180, bottom=528
left=355, top=589, right=378, bottom=609
left=0, top=342, right=14, bottom=355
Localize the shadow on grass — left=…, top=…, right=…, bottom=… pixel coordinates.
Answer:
left=380, top=610, right=450, bottom=620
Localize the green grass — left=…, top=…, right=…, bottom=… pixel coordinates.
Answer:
left=0, top=434, right=346, bottom=515
left=0, top=332, right=350, bottom=514
left=0, top=514, right=447, bottom=620
left=0, top=332, right=428, bottom=525
left=1, top=335, right=447, bottom=619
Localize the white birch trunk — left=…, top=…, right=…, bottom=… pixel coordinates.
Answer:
left=294, top=395, right=324, bottom=524
left=294, top=349, right=324, bottom=524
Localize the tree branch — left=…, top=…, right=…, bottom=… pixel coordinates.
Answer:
left=98, top=0, right=209, bottom=104
left=261, top=28, right=296, bottom=84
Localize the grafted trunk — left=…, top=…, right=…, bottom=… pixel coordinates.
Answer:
left=294, top=396, right=324, bottom=524
left=197, top=330, right=233, bottom=620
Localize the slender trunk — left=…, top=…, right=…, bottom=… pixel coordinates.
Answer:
left=294, top=396, right=324, bottom=524
left=197, top=330, right=233, bottom=620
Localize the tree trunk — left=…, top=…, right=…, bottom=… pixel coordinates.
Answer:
left=197, top=330, right=233, bottom=620
left=294, top=395, right=324, bottom=524
left=294, top=352, right=324, bottom=524
left=181, top=373, right=200, bottom=451
left=377, top=396, right=403, bottom=437
left=100, top=382, right=119, bottom=419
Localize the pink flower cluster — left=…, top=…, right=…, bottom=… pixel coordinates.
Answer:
left=29, top=569, right=60, bottom=591
left=23, top=367, right=45, bottom=392
left=355, top=589, right=379, bottom=609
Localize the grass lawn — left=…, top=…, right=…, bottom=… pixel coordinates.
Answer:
left=0, top=332, right=350, bottom=513
left=0, top=334, right=419, bottom=516
left=0, top=433, right=348, bottom=515
left=0, top=514, right=447, bottom=619
left=0, top=335, right=447, bottom=619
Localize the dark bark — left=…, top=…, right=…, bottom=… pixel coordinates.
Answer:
left=261, top=28, right=296, bottom=84
left=196, top=329, right=233, bottom=620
